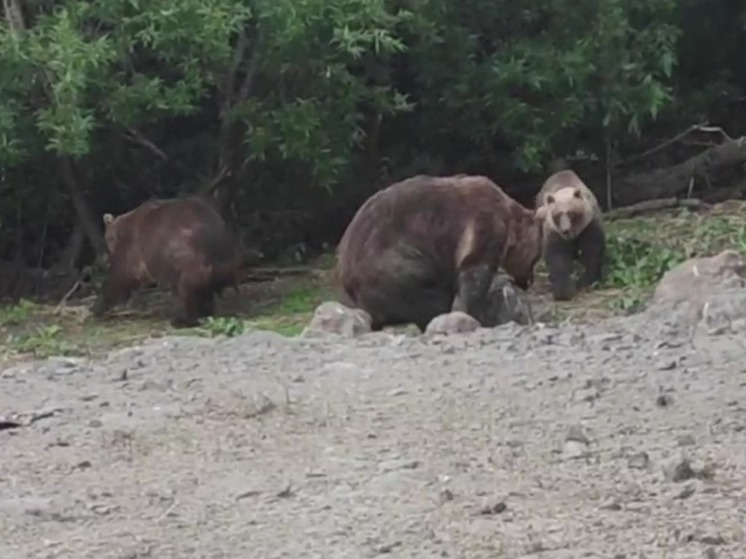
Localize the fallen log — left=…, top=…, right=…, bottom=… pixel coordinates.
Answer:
left=605, top=198, right=711, bottom=220
left=610, top=136, right=746, bottom=207
left=239, top=265, right=323, bottom=283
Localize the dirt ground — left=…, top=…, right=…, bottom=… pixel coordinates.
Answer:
left=2, top=293, right=746, bottom=558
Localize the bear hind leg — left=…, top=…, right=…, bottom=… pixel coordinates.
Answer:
left=170, top=274, right=207, bottom=329
left=451, top=262, right=495, bottom=325
left=363, top=281, right=452, bottom=333
left=356, top=246, right=452, bottom=332
left=196, top=287, right=217, bottom=318
left=576, top=220, right=606, bottom=290
left=543, top=232, right=577, bottom=301
left=91, top=274, right=136, bottom=318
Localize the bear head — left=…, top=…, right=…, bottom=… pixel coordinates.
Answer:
left=102, top=212, right=124, bottom=254
left=536, top=187, right=593, bottom=240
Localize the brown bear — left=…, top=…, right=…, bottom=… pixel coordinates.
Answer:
left=534, top=169, right=606, bottom=301
left=91, top=196, right=243, bottom=328
left=334, top=174, right=544, bottom=332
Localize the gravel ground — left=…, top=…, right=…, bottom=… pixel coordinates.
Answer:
left=1, top=303, right=746, bottom=559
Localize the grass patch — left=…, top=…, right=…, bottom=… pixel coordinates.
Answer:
left=0, top=257, right=335, bottom=365
left=569, top=202, right=746, bottom=318
left=245, top=281, right=333, bottom=337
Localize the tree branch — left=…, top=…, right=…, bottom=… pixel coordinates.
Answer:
left=124, top=127, right=168, bottom=160
left=617, top=122, right=731, bottom=167
left=3, top=0, right=26, bottom=32
left=605, top=198, right=710, bottom=220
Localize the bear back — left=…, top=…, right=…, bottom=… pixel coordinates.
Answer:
left=335, top=174, right=543, bottom=292
left=102, top=196, right=242, bottom=289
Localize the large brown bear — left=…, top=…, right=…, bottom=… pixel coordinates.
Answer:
left=91, top=196, right=243, bottom=328
left=334, top=174, right=544, bottom=331
left=534, top=169, right=606, bottom=301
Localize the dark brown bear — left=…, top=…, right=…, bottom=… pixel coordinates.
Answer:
left=334, top=174, right=544, bottom=331
left=91, top=196, right=243, bottom=328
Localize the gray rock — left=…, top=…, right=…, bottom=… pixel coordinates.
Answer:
left=301, top=301, right=372, bottom=338
left=481, top=274, right=534, bottom=327
left=646, top=250, right=746, bottom=335
left=425, top=311, right=481, bottom=335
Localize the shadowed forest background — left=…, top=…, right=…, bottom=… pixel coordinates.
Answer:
left=0, top=0, right=745, bottom=302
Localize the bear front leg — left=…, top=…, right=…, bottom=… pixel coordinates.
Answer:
left=452, top=263, right=494, bottom=325
left=171, top=277, right=203, bottom=329
left=576, top=220, right=606, bottom=290
left=91, top=276, right=133, bottom=318
left=543, top=232, right=576, bottom=301
left=196, top=288, right=217, bottom=318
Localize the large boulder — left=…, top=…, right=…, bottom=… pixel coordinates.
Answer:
left=646, top=249, right=746, bottom=334
left=482, top=274, right=535, bottom=327
left=652, top=249, right=746, bottom=304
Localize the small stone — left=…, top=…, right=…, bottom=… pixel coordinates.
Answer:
left=699, top=534, right=725, bottom=546
left=665, top=458, right=697, bottom=482
left=575, top=388, right=600, bottom=403
left=376, top=541, right=402, bottom=554
left=425, top=311, right=481, bottom=335
left=675, top=483, right=696, bottom=499
left=302, top=301, right=372, bottom=338
left=707, top=325, right=729, bottom=336
left=439, top=489, right=454, bottom=503
left=601, top=497, right=622, bottom=511
left=627, top=451, right=650, bottom=470
left=565, top=425, right=590, bottom=444
left=657, top=360, right=677, bottom=370
left=379, top=459, right=419, bottom=473
left=656, top=394, right=673, bottom=407
left=677, top=434, right=696, bottom=447
left=563, top=440, right=590, bottom=459
left=478, top=501, right=507, bottom=515
left=88, top=419, right=103, bottom=428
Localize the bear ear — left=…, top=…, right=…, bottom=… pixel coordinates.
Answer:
left=572, top=188, right=583, bottom=199
left=102, top=213, right=114, bottom=225
left=545, top=194, right=555, bottom=205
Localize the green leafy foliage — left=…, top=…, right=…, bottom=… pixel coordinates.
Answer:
left=198, top=316, right=246, bottom=337
left=604, top=235, right=686, bottom=289
left=0, top=0, right=743, bottom=273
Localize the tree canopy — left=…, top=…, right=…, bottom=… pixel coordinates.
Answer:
left=0, top=0, right=744, bottom=271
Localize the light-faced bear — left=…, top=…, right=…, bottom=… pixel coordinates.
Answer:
left=334, top=174, right=544, bottom=332
left=534, top=169, right=606, bottom=301
left=91, top=196, right=243, bottom=328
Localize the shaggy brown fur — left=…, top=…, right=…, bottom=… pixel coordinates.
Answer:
left=334, top=174, right=544, bottom=331
left=534, top=169, right=606, bottom=301
left=91, top=196, right=243, bottom=328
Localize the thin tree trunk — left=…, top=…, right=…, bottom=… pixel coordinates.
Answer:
left=59, top=157, right=106, bottom=262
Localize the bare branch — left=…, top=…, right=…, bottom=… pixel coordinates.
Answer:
left=618, top=122, right=733, bottom=166
left=222, top=27, right=249, bottom=110
left=125, top=127, right=169, bottom=160
left=198, top=164, right=231, bottom=197
left=3, top=0, right=26, bottom=32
